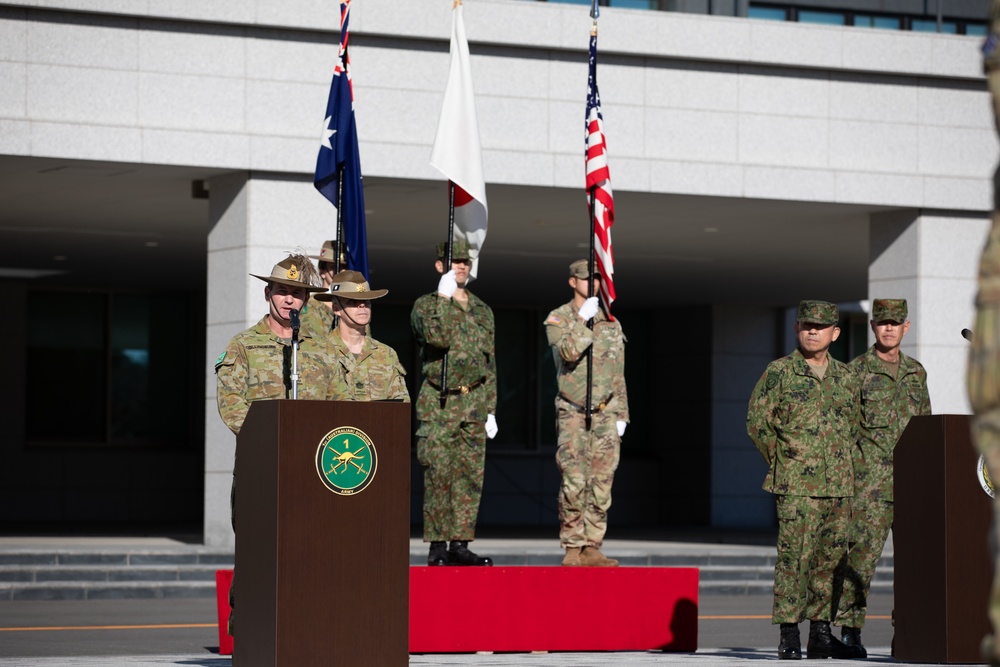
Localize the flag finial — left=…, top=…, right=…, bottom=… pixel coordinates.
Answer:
left=590, top=0, right=599, bottom=21
left=453, top=0, right=462, bottom=8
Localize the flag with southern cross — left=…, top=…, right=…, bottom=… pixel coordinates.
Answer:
left=314, top=0, right=369, bottom=280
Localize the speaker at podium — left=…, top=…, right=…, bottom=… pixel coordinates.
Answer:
left=893, top=414, right=992, bottom=663
left=233, top=399, right=410, bottom=667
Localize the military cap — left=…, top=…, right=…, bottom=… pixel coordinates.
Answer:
left=308, top=239, right=344, bottom=264
left=436, top=238, right=471, bottom=261
left=796, top=300, right=839, bottom=325
left=251, top=255, right=327, bottom=292
left=314, top=270, right=388, bottom=301
left=569, top=259, right=599, bottom=279
left=872, top=298, right=908, bottom=324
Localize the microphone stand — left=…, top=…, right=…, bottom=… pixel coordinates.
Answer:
left=290, top=309, right=301, bottom=399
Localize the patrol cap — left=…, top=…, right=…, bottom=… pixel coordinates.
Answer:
left=796, top=300, right=839, bottom=326
left=569, top=259, right=599, bottom=279
left=251, top=255, right=327, bottom=292
left=314, top=270, right=388, bottom=301
left=872, top=298, right=908, bottom=324
left=436, top=238, right=471, bottom=261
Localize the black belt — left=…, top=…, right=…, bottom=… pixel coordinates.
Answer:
left=430, top=377, right=486, bottom=395
left=559, top=392, right=613, bottom=413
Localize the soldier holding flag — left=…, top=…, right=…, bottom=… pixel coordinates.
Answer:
left=545, top=260, right=628, bottom=567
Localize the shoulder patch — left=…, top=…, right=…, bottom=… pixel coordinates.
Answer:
left=544, top=314, right=563, bottom=325
left=215, top=351, right=226, bottom=366
left=765, top=370, right=779, bottom=391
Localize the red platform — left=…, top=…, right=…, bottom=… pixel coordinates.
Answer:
left=216, top=565, right=698, bottom=655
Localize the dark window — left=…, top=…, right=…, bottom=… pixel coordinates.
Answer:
left=26, top=290, right=199, bottom=447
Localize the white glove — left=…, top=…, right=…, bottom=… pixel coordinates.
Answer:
left=437, top=270, right=458, bottom=298
left=578, top=296, right=600, bottom=321
left=485, top=414, right=498, bottom=439
left=616, top=420, right=627, bottom=437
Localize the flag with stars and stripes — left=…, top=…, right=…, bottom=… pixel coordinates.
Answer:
left=314, top=0, right=369, bottom=280
left=585, top=30, right=616, bottom=318
left=430, top=1, right=488, bottom=280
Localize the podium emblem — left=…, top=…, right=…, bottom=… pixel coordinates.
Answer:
left=316, top=426, right=378, bottom=495
left=978, top=454, right=995, bottom=498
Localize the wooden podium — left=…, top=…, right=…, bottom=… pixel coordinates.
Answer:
left=233, top=399, right=410, bottom=667
left=894, top=414, right=992, bottom=663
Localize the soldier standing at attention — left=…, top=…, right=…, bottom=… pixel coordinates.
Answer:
left=313, top=269, right=409, bottom=402
left=544, top=259, right=628, bottom=567
left=746, top=300, right=861, bottom=660
left=214, top=254, right=343, bottom=635
left=836, top=299, right=930, bottom=657
left=411, top=239, right=497, bottom=566
left=970, top=4, right=1000, bottom=663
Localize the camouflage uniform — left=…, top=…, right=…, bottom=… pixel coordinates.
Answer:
left=971, top=6, right=1000, bottom=659
left=329, top=328, right=410, bottom=402
left=299, top=299, right=334, bottom=338
left=837, top=338, right=930, bottom=629
left=544, top=299, right=628, bottom=549
left=215, top=315, right=343, bottom=434
left=747, top=309, right=859, bottom=625
left=411, top=290, right=497, bottom=542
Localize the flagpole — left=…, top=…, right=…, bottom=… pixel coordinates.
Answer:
left=584, top=3, right=600, bottom=433
left=336, top=169, right=345, bottom=274
left=439, top=181, right=456, bottom=409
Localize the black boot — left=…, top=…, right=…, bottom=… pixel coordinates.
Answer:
left=841, top=626, right=868, bottom=659
left=779, top=623, right=802, bottom=660
left=427, top=541, right=448, bottom=566
left=447, top=540, right=493, bottom=566
left=808, top=621, right=864, bottom=659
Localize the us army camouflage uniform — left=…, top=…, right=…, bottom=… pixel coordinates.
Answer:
left=411, top=290, right=497, bottom=543
left=971, top=5, right=1000, bottom=660
left=747, top=348, right=859, bottom=625
left=544, top=300, right=628, bottom=549
left=329, top=328, right=410, bottom=402
left=836, top=346, right=930, bottom=629
left=299, top=299, right=334, bottom=338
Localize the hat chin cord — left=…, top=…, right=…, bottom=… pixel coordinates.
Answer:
left=334, top=297, right=367, bottom=329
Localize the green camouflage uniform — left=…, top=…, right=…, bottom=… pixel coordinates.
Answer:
left=544, top=300, right=628, bottom=549
left=411, top=291, right=497, bottom=543
left=837, top=344, right=930, bottom=629
left=299, top=299, right=334, bottom=338
left=747, top=343, right=859, bottom=625
left=329, top=329, right=410, bottom=402
left=971, top=5, right=1000, bottom=659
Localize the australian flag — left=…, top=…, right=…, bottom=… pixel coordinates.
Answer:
left=314, top=0, right=369, bottom=279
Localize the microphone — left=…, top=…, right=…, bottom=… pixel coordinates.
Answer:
left=962, top=328, right=973, bottom=342
left=290, top=309, right=300, bottom=334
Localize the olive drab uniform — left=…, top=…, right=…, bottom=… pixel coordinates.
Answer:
left=970, top=4, right=1000, bottom=661
left=544, top=300, right=628, bottom=550
left=747, top=347, right=859, bottom=625
left=411, top=290, right=497, bottom=543
left=329, top=328, right=410, bottom=402
left=837, top=345, right=930, bottom=629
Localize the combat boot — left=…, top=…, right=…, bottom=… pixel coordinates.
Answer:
left=561, top=547, right=582, bottom=566
left=427, top=541, right=448, bottom=566
left=579, top=545, right=618, bottom=567
left=447, top=540, right=493, bottom=566
left=807, top=620, right=863, bottom=659
left=841, top=626, right=868, bottom=659
left=778, top=623, right=801, bottom=660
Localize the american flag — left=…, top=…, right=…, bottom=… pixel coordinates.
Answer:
left=585, top=31, right=616, bottom=318
left=314, top=0, right=369, bottom=279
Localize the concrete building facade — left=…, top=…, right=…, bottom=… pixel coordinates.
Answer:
left=0, top=0, right=991, bottom=547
